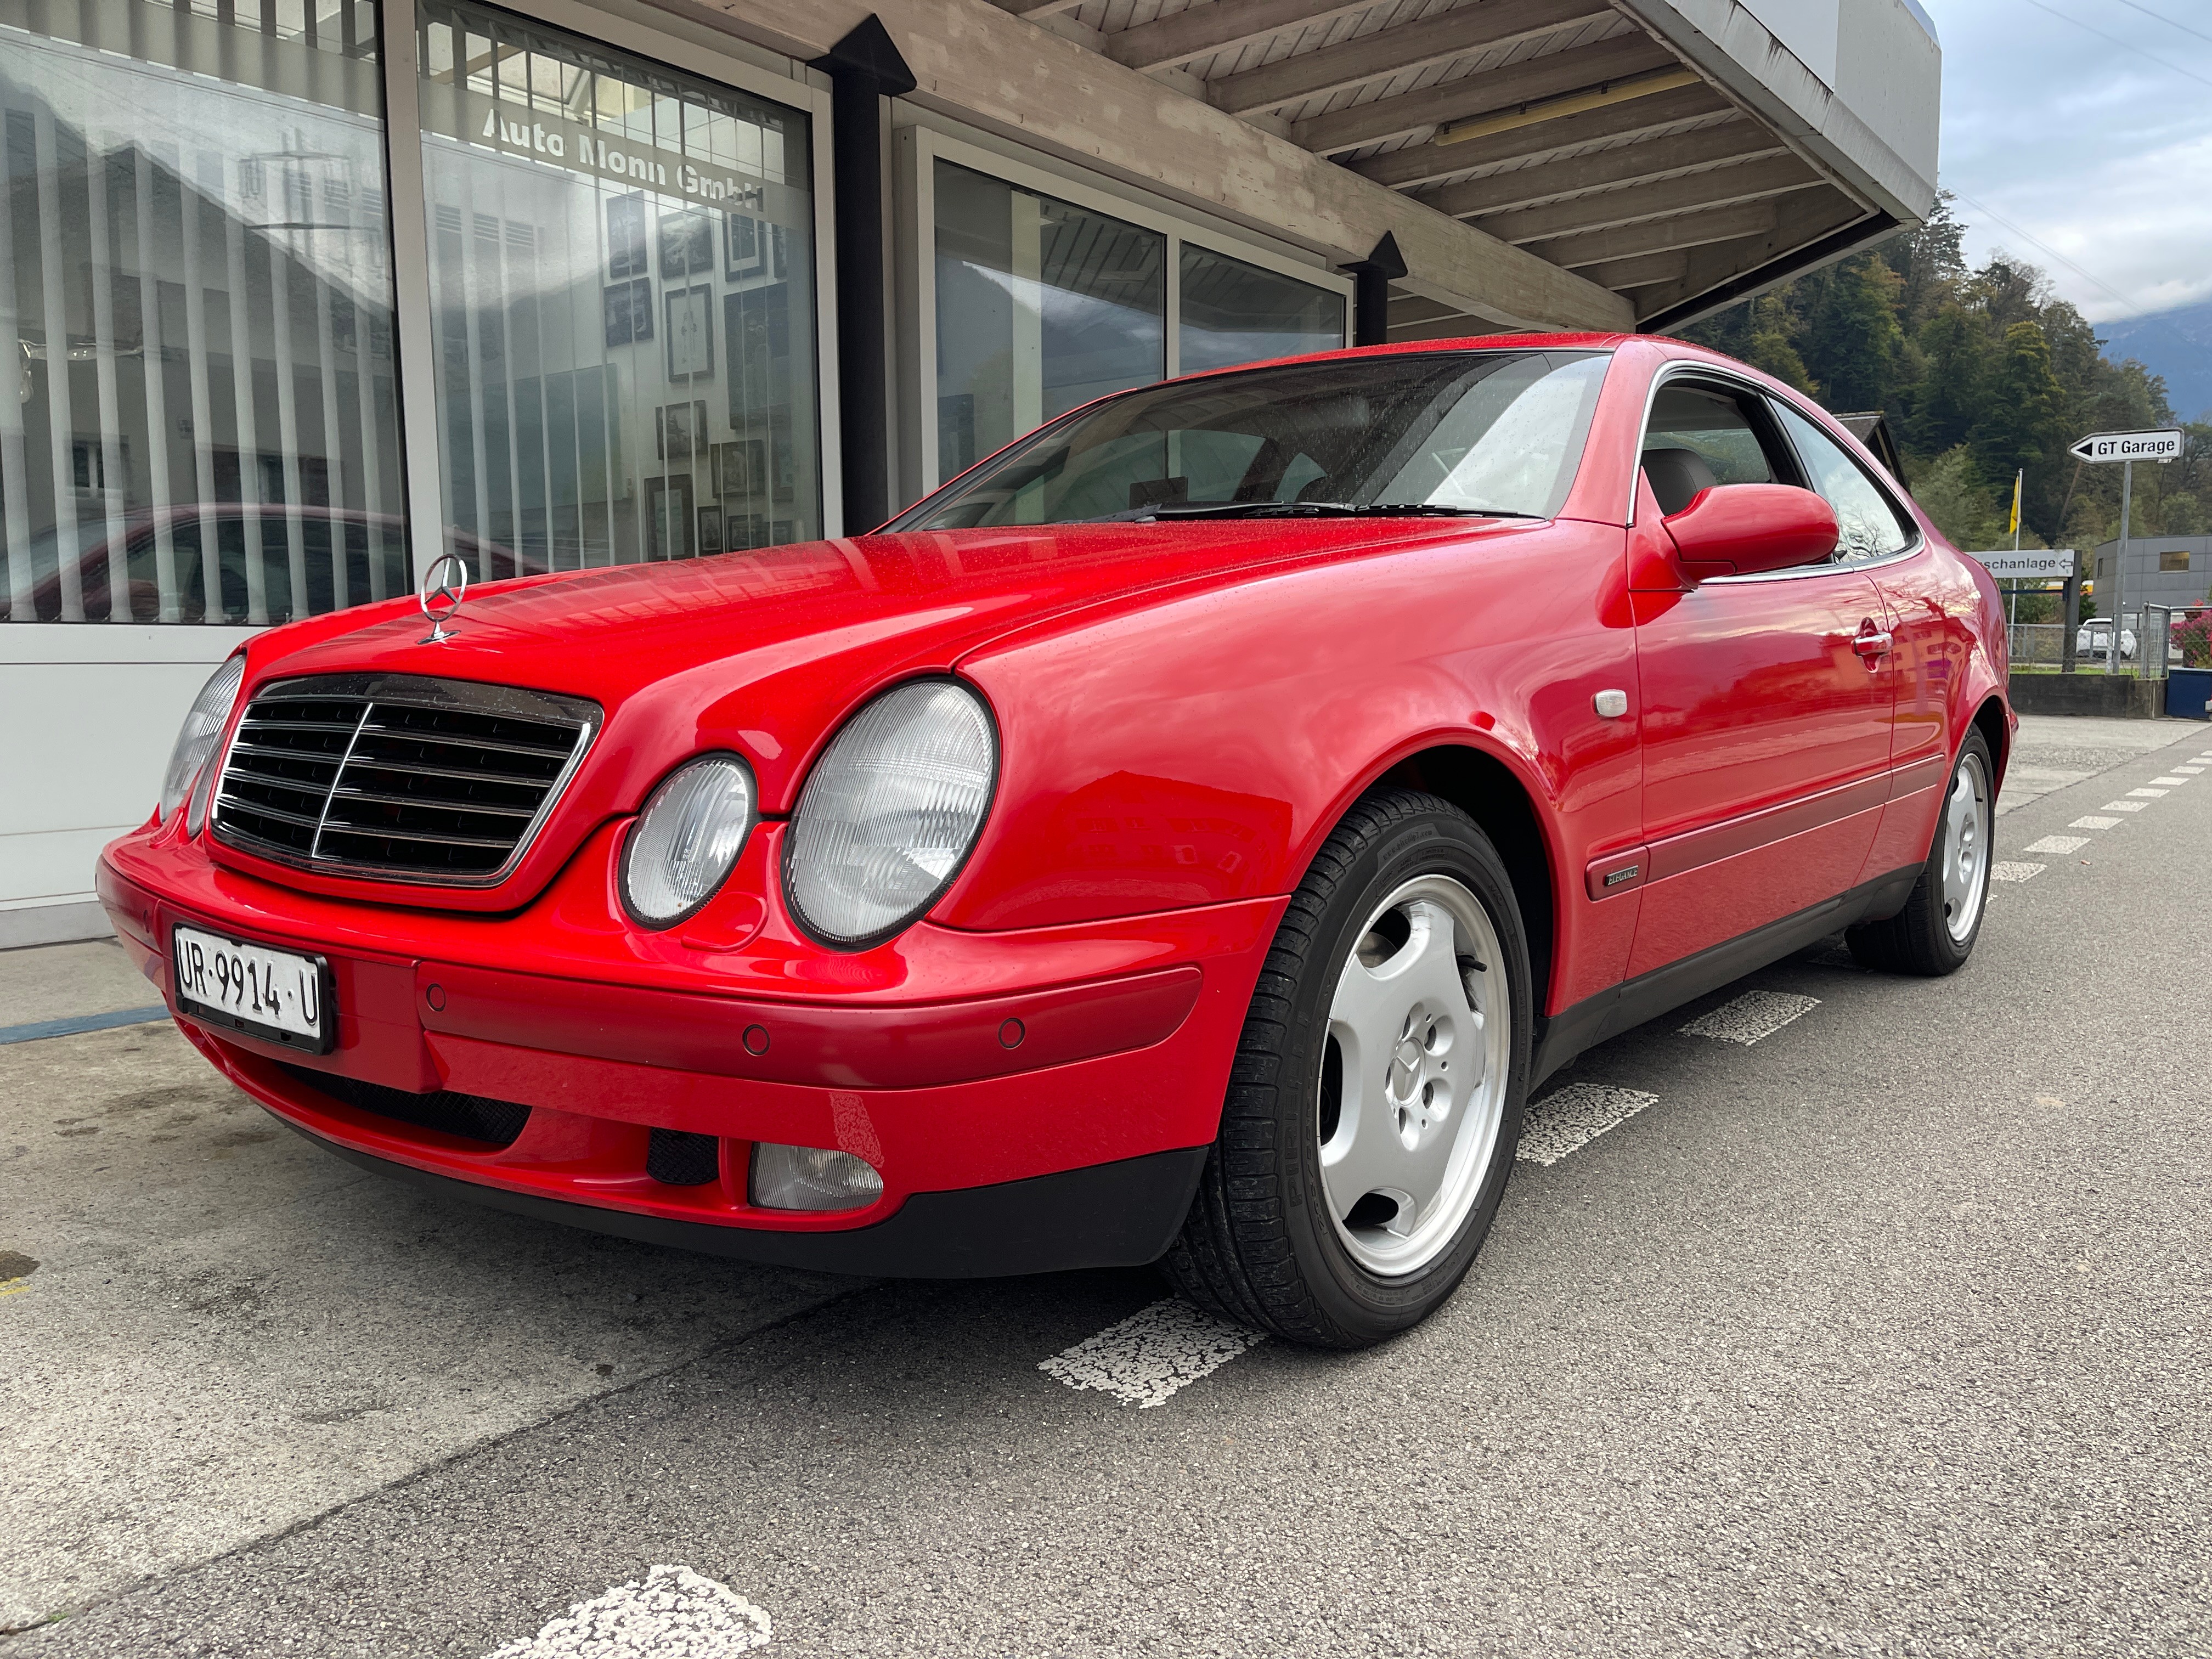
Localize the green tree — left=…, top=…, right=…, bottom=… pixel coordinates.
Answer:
left=1908, top=303, right=1985, bottom=455
left=1912, top=446, right=2007, bottom=550
left=1971, top=322, right=2067, bottom=534
left=1800, top=256, right=1906, bottom=411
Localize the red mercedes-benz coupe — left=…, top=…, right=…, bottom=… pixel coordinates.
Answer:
left=99, top=335, right=2011, bottom=1347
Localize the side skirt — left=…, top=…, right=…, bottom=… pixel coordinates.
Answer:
left=1532, top=864, right=1920, bottom=1087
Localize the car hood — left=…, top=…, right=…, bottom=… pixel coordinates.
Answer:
left=224, top=517, right=1499, bottom=908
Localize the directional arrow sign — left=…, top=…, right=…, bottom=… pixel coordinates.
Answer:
left=2069, top=428, right=2182, bottom=464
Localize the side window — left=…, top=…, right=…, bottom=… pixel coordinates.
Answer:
left=1772, top=401, right=1917, bottom=565
left=1639, top=380, right=1797, bottom=515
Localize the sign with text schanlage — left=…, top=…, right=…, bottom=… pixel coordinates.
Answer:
left=1963, top=549, right=2075, bottom=580
left=2069, top=430, right=2182, bottom=465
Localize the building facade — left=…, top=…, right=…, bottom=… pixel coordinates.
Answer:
left=1, top=0, right=1939, bottom=945
left=2093, top=535, right=2212, bottom=613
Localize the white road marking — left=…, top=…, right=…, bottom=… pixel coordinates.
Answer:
left=2176, top=765, right=2205, bottom=775
left=2022, top=835, right=2090, bottom=855
left=2070, top=816, right=2121, bottom=830
left=1991, top=862, right=2046, bottom=882
left=2102, top=800, right=2149, bottom=812
left=1681, top=990, right=1820, bottom=1046
left=1041, top=1299, right=1263, bottom=1409
left=1517, top=1084, right=1661, bottom=1166
left=487, top=1565, right=770, bottom=1658
left=2150, top=776, right=2191, bottom=786
left=2128, top=788, right=2170, bottom=798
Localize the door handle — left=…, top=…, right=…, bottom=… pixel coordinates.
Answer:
left=1853, top=629, right=1893, bottom=658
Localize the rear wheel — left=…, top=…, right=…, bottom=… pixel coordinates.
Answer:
left=1846, top=729, right=1994, bottom=975
left=1163, top=789, right=1530, bottom=1349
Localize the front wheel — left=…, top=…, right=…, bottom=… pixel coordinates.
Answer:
left=1846, top=729, right=1995, bottom=975
left=1163, top=789, right=1531, bottom=1349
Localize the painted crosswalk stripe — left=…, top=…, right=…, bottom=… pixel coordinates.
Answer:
left=1517, top=1084, right=1661, bottom=1166
left=2128, top=787, right=2170, bottom=798
left=2176, top=765, right=2205, bottom=775
left=2102, top=800, right=2149, bottom=812
left=1991, top=862, right=2046, bottom=882
left=1041, top=1299, right=1263, bottom=1409
left=2151, top=776, right=2191, bottom=786
left=487, top=1566, right=770, bottom=1657
left=2023, top=835, right=2090, bottom=855
left=2070, top=816, right=2121, bottom=830
left=1681, top=990, right=1819, bottom=1045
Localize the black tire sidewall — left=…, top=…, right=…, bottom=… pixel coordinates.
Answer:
left=1273, top=805, right=1532, bottom=1344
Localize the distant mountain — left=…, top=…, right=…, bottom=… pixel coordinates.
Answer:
left=2099, top=301, right=2212, bottom=424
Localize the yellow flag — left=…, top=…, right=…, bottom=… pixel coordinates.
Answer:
left=2008, top=470, right=2022, bottom=535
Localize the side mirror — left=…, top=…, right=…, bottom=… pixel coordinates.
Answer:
left=1661, top=483, right=1838, bottom=581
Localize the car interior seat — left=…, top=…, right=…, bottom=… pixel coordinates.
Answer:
left=1641, top=447, right=1718, bottom=516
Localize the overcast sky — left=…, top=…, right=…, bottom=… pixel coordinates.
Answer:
left=1925, top=0, right=2212, bottom=321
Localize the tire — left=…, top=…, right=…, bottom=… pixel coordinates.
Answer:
left=1846, top=728, right=1995, bottom=976
left=1162, top=788, right=1531, bottom=1349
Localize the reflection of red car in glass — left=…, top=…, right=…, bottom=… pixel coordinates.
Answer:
left=0, top=505, right=522, bottom=624
left=99, top=336, right=2013, bottom=1348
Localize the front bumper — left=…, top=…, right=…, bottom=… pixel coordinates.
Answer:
left=99, top=821, right=1279, bottom=1276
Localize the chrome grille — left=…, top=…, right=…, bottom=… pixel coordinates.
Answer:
left=212, top=674, right=600, bottom=883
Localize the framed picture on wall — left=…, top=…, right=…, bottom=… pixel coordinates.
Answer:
left=606, top=195, right=648, bottom=280
left=644, top=475, right=696, bottom=561
left=664, top=284, right=715, bottom=381
left=724, top=211, right=762, bottom=280
left=697, top=505, right=723, bottom=556
left=658, top=210, right=714, bottom=279
left=710, top=441, right=744, bottom=499
left=601, top=278, right=653, bottom=349
left=656, top=399, right=708, bottom=462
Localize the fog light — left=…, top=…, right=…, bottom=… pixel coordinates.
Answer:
left=750, top=1143, right=883, bottom=1211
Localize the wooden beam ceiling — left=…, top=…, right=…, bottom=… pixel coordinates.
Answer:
left=1106, top=0, right=1375, bottom=72
left=1292, top=31, right=1675, bottom=155
left=1470, top=153, right=1818, bottom=244
left=1344, top=81, right=1730, bottom=190
left=1208, top=0, right=1612, bottom=116
left=1413, top=119, right=1773, bottom=218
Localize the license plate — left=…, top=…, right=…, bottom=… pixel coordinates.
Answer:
left=171, top=923, right=333, bottom=1053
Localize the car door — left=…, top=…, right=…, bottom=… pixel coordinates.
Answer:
left=1624, top=373, right=1898, bottom=981
left=1765, top=398, right=1957, bottom=884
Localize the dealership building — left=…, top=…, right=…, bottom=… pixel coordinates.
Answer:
left=0, top=0, right=1938, bottom=945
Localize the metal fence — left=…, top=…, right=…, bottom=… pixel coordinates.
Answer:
left=2007, top=607, right=2177, bottom=675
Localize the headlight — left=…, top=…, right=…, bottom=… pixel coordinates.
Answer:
left=620, top=754, right=758, bottom=927
left=783, top=680, right=997, bottom=945
left=159, top=655, right=244, bottom=823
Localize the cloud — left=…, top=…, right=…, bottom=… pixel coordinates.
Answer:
left=1926, top=0, right=2212, bottom=321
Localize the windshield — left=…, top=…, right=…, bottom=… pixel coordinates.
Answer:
left=891, top=348, right=1611, bottom=531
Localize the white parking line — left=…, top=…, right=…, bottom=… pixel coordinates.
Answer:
left=1041, top=1299, right=1263, bottom=1409
left=2150, top=776, right=2191, bottom=786
left=1681, top=990, right=1819, bottom=1045
left=2176, top=765, right=2205, bottom=775
left=1517, top=1084, right=1661, bottom=1166
left=2023, top=835, right=2090, bottom=855
left=487, top=1566, right=771, bottom=1657
left=2128, top=788, right=2170, bottom=798
left=2103, top=800, right=2149, bottom=812
left=2071, top=816, right=2121, bottom=830
left=1991, top=862, right=2046, bottom=882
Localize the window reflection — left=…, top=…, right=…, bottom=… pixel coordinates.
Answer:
left=934, top=161, right=1164, bottom=483
left=1179, top=244, right=1344, bottom=377
left=416, top=0, right=820, bottom=578
left=0, top=0, right=405, bottom=624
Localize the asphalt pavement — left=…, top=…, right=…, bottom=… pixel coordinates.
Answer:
left=4, top=714, right=2209, bottom=1657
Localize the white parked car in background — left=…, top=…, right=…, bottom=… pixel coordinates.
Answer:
left=2076, top=622, right=2137, bottom=661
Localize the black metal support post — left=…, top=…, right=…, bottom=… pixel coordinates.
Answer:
left=814, top=17, right=915, bottom=535
left=1342, top=232, right=1407, bottom=348
left=2062, top=573, right=2080, bottom=674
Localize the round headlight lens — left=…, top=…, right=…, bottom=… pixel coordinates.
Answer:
left=621, top=754, right=758, bottom=927
left=159, top=654, right=245, bottom=823
left=785, top=680, right=997, bottom=945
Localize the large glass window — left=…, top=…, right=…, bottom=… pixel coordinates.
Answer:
left=934, top=161, right=1164, bottom=482
left=1, top=0, right=404, bottom=624
left=416, top=2, right=820, bottom=575
left=1179, top=244, right=1344, bottom=377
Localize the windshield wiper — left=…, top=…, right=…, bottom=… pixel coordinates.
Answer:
left=1080, top=501, right=1544, bottom=523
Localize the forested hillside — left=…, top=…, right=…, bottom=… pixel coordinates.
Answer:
left=1680, top=195, right=2209, bottom=609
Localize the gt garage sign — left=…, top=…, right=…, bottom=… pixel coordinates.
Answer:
left=2069, top=429, right=2183, bottom=464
